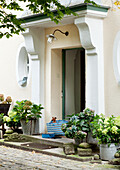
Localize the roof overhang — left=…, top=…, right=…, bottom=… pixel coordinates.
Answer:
left=20, top=3, right=110, bottom=28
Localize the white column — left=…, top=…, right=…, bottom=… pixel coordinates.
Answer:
left=86, top=54, right=98, bottom=113
left=31, top=56, right=45, bottom=133
left=31, top=57, right=40, bottom=104
left=22, top=27, right=45, bottom=133
left=75, top=12, right=107, bottom=114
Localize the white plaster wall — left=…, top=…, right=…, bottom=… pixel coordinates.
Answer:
left=45, top=24, right=82, bottom=123
left=103, top=10, right=120, bottom=117
left=0, top=34, right=32, bottom=109
left=51, top=49, right=62, bottom=119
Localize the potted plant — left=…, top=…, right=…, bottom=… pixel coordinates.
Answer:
left=3, top=110, right=21, bottom=133
left=12, top=100, right=44, bottom=135
left=0, top=94, right=12, bottom=115
left=61, top=108, right=94, bottom=145
left=0, top=94, right=12, bottom=137
left=62, top=122, right=87, bottom=141
left=90, top=114, right=120, bottom=160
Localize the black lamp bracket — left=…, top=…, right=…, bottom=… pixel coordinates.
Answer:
left=52, top=29, right=69, bottom=36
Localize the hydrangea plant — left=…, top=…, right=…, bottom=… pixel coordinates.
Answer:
left=90, top=114, right=120, bottom=145
left=3, top=110, right=21, bottom=131
left=12, top=100, right=44, bottom=123
left=61, top=108, right=94, bottom=140
left=0, top=94, right=12, bottom=104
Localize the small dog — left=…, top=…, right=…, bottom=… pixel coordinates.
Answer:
left=51, top=117, right=57, bottom=123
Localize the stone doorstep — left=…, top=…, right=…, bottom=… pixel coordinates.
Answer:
left=22, top=135, right=70, bottom=147
left=0, top=141, right=93, bottom=162
left=0, top=141, right=120, bottom=169
left=0, top=135, right=96, bottom=163
left=0, top=135, right=119, bottom=167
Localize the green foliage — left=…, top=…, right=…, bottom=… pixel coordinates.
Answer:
left=3, top=110, right=21, bottom=131
left=0, top=113, right=4, bottom=125
left=115, top=116, right=120, bottom=126
left=90, top=114, right=120, bottom=145
left=0, top=0, right=98, bottom=38
left=84, top=0, right=98, bottom=7
left=12, top=100, right=44, bottom=123
left=61, top=108, right=95, bottom=139
left=0, top=113, right=4, bottom=119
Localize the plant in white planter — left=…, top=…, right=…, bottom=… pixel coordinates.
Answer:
left=12, top=100, right=44, bottom=135
left=61, top=108, right=94, bottom=145
left=91, top=114, right=120, bottom=160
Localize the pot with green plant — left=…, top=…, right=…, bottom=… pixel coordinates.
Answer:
left=0, top=94, right=12, bottom=115
left=90, top=114, right=120, bottom=161
left=61, top=108, right=94, bottom=145
left=12, top=100, right=44, bottom=135
left=3, top=110, right=21, bottom=133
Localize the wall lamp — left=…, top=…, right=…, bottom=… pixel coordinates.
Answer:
left=18, top=77, right=28, bottom=87
left=47, top=29, right=69, bottom=43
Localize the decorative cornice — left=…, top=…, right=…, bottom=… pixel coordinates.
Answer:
left=20, top=3, right=109, bottom=24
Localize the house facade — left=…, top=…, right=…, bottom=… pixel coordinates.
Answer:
left=0, top=0, right=120, bottom=133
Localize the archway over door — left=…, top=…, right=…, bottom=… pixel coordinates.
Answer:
left=62, top=48, right=85, bottom=119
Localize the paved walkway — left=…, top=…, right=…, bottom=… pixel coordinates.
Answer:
left=0, top=145, right=119, bottom=170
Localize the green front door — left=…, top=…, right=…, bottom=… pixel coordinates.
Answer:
left=62, top=48, right=85, bottom=119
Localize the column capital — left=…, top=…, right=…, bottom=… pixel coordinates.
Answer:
left=22, top=27, right=45, bottom=60
left=74, top=11, right=107, bottom=56
left=22, top=28, right=37, bottom=56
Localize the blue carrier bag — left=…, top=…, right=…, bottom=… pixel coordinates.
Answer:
left=46, top=120, right=68, bottom=136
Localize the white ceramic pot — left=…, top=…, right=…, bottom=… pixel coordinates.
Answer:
left=100, top=143, right=118, bottom=161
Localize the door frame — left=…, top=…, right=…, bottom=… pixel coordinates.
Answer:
left=62, top=48, right=85, bottom=119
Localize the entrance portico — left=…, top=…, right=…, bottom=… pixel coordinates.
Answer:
left=21, top=4, right=109, bottom=133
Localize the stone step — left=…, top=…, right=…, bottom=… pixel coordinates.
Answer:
left=77, top=148, right=92, bottom=156
left=22, top=135, right=74, bottom=148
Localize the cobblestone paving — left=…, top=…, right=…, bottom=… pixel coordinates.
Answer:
left=0, top=145, right=119, bottom=170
